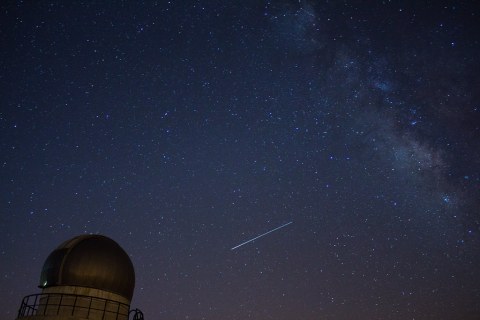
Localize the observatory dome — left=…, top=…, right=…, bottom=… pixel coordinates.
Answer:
left=39, top=235, right=135, bottom=300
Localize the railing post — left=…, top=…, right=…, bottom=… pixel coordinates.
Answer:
left=102, top=298, right=107, bottom=320
left=87, top=296, right=92, bottom=318
left=17, top=297, right=24, bottom=318
left=73, top=295, right=79, bottom=316
left=33, top=294, right=38, bottom=316
left=43, top=294, right=49, bottom=315
left=57, top=293, right=63, bottom=315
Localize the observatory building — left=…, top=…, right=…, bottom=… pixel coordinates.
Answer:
left=16, top=235, right=144, bottom=320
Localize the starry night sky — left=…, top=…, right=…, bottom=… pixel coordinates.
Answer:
left=1, top=1, right=480, bottom=319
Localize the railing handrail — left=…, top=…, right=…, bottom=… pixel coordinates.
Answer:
left=17, top=292, right=130, bottom=319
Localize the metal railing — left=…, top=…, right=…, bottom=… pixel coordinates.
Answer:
left=129, top=308, right=144, bottom=320
left=17, top=292, right=130, bottom=320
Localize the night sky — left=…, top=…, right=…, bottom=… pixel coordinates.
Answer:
left=1, top=1, right=480, bottom=319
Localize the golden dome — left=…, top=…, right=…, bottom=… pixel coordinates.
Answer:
left=39, top=235, right=135, bottom=300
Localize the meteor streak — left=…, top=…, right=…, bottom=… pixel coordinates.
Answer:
left=231, top=221, right=293, bottom=250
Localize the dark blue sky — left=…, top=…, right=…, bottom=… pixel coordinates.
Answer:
left=1, top=1, right=479, bottom=319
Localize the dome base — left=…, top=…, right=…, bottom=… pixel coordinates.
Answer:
left=17, top=287, right=130, bottom=320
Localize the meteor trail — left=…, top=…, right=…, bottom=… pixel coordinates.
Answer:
left=231, top=221, right=293, bottom=250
